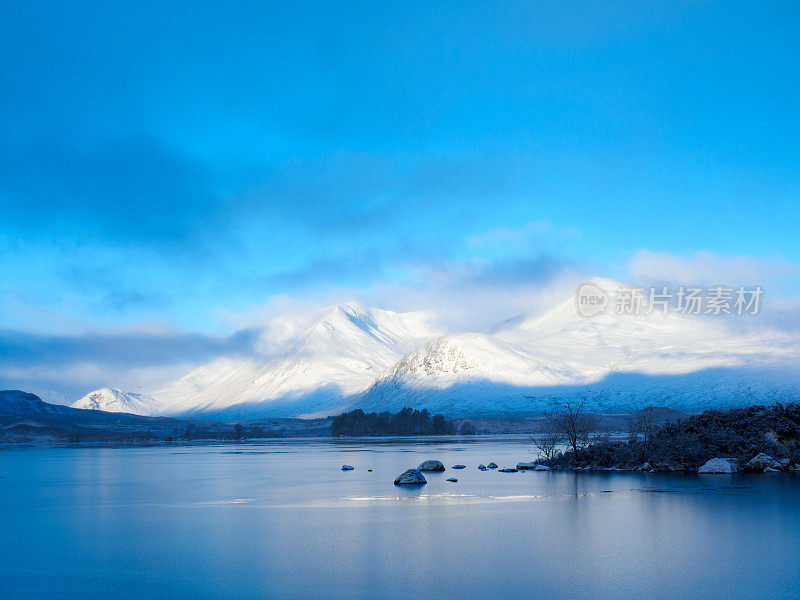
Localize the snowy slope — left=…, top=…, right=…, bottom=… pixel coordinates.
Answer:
left=72, top=388, right=161, bottom=415
left=154, top=304, right=441, bottom=419
left=355, top=279, right=800, bottom=415
left=79, top=280, right=800, bottom=418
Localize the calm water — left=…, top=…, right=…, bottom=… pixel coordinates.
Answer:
left=1, top=437, right=799, bottom=600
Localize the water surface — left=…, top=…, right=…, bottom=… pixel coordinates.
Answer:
left=1, top=437, right=798, bottom=599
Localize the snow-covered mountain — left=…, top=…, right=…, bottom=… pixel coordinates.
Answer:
left=153, top=304, right=441, bottom=419
left=72, top=388, right=160, bottom=415
left=355, top=279, right=800, bottom=415
left=70, top=280, right=800, bottom=419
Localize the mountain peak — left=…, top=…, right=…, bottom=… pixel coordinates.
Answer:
left=153, top=304, right=442, bottom=419
left=72, top=388, right=159, bottom=415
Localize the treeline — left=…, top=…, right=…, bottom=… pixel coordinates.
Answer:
left=331, top=408, right=468, bottom=436
left=182, top=423, right=285, bottom=441
left=534, top=401, right=800, bottom=470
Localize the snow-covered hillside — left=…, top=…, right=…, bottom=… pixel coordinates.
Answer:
left=153, top=304, right=441, bottom=419
left=67, top=280, right=800, bottom=418
left=72, top=388, right=160, bottom=415
left=355, top=279, right=800, bottom=415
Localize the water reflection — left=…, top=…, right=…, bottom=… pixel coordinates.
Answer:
left=1, top=440, right=798, bottom=600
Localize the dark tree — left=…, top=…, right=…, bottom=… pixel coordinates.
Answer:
left=331, top=408, right=455, bottom=436
left=629, top=407, right=657, bottom=462
left=459, top=421, right=477, bottom=435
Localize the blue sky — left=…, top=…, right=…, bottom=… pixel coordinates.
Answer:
left=1, top=2, right=799, bottom=396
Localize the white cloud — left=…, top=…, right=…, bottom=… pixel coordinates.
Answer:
left=466, top=220, right=580, bottom=254
left=628, top=250, right=800, bottom=295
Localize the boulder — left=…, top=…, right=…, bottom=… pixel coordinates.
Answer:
left=790, top=464, right=800, bottom=471
left=638, top=462, right=653, bottom=472
left=778, top=458, right=791, bottom=469
left=698, top=458, right=737, bottom=474
left=744, top=453, right=781, bottom=472
left=418, top=460, right=445, bottom=472
left=451, top=464, right=466, bottom=469
left=499, top=467, right=518, bottom=473
left=478, top=464, right=487, bottom=470
left=446, top=477, right=458, bottom=482
left=487, top=462, right=498, bottom=469
left=764, top=467, right=781, bottom=472
left=394, top=469, right=427, bottom=485
left=516, top=462, right=538, bottom=470
left=341, top=465, right=355, bottom=471
left=535, top=464, right=551, bottom=471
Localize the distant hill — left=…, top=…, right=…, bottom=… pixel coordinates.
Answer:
left=0, top=390, right=330, bottom=442
left=0, top=390, right=186, bottom=442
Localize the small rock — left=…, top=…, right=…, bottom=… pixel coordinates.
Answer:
left=367, top=469, right=373, bottom=472
left=341, top=465, right=355, bottom=471
left=534, top=464, right=551, bottom=471
left=451, top=464, right=466, bottom=469
left=418, top=460, right=445, bottom=472
left=764, top=467, right=781, bottom=472
left=778, top=458, right=791, bottom=468
left=638, top=462, right=653, bottom=472
left=698, top=458, right=737, bottom=474
left=487, top=462, right=498, bottom=469
left=516, top=462, right=537, bottom=470
left=446, top=477, right=458, bottom=482
left=478, top=464, right=487, bottom=470
left=498, top=467, right=518, bottom=473
left=744, top=453, right=781, bottom=471
left=790, top=464, right=800, bottom=471
left=394, top=469, right=427, bottom=485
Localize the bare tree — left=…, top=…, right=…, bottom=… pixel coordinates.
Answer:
left=549, top=399, right=597, bottom=465
left=629, top=406, right=657, bottom=462
left=532, top=423, right=562, bottom=466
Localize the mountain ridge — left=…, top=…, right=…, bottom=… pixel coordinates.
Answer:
left=54, top=282, right=800, bottom=419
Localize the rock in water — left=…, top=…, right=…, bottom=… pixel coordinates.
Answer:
left=478, top=464, right=487, bottom=470
left=394, top=469, right=427, bottom=485
left=487, top=462, right=498, bottom=469
left=698, top=458, right=737, bottom=474
left=451, top=464, right=466, bottom=469
left=516, top=462, right=537, bottom=470
left=446, top=477, right=458, bottom=482
left=499, top=467, right=518, bottom=473
left=744, top=453, right=781, bottom=472
left=535, top=464, right=551, bottom=471
left=418, top=460, right=445, bottom=472
left=341, top=465, right=355, bottom=471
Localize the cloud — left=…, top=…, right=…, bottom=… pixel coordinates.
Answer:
left=58, top=264, right=167, bottom=313
left=625, top=250, right=800, bottom=335
left=0, top=133, right=221, bottom=247
left=0, top=326, right=265, bottom=399
left=439, top=255, right=575, bottom=288
left=628, top=250, right=800, bottom=295
left=239, top=252, right=584, bottom=334
left=467, top=220, right=581, bottom=254
left=0, top=327, right=260, bottom=370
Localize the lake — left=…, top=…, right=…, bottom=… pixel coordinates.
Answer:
left=1, top=436, right=798, bottom=599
